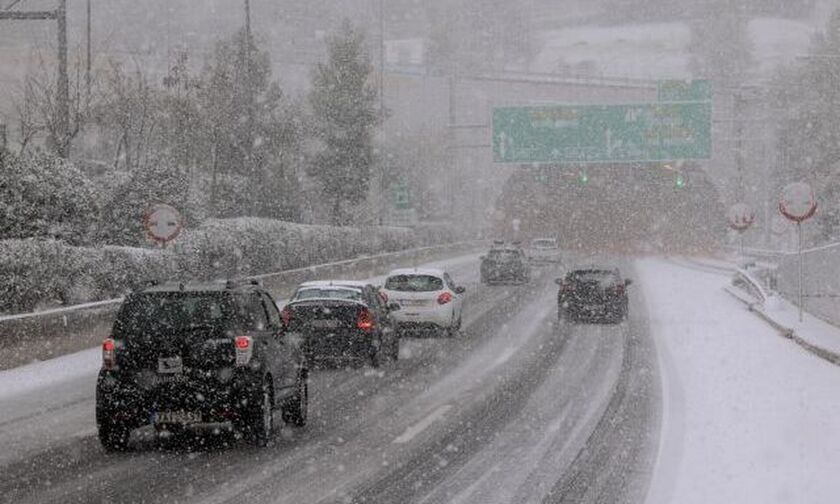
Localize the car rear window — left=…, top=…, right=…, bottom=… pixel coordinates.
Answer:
left=569, top=270, right=619, bottom=285
left=488, top=250, right=520, bottom=261
left=114, top=292, right=234, bottom=337
left=293, top=287, right=362, bottom=301
left=533, top=239, right=557, bottom=248
left=385, top=274, right=444, bottom=292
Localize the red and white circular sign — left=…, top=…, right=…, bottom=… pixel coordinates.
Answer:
left=728, top=203, right=755, bottom=232
left=143, top=204, right=183, bottom=243
left=779, top=182, right=817, bottom=223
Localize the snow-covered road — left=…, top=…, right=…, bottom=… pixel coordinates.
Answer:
left=4, top=253, right=837, bottom=503
left=640, top=258, right=840, bottom=504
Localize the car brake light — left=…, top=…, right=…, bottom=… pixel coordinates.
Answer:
left=281, top=306, right=292, bottom=327
left=234, top=336, right=253, bottom=366
left=379, top=291, right=388, bottom=304
left=614, top=285, right=625, bottom=295
left=102, top=338, right=116, bottom=370
left=561, top=282, right=575, bottom=293
left=357, top=309, right=375, bottom=331
left=437, top=292, right=453, bottom=305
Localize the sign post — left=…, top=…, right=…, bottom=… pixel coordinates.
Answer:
left=143, top=203, right=184, bottom=248
left=779, top=182, right=817, bottom=322
left=728, top=203, right=755, bottom=257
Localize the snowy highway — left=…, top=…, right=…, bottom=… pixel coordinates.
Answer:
left=3, top=251, right=840, bottom=503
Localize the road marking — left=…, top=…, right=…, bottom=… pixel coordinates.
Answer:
left=493, top=346, right=517, bottom=367
left=393, top=405, right=453, bottom=444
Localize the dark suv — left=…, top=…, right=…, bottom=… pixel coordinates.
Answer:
left=556, top=267, right=631, bottom=323
left=480, top=243, right=531, bottom=284
left=95, top=281, right=308, bottom=451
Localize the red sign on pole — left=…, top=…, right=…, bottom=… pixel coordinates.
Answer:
left=779, top=182, right=817, bottom=223
left=143, top=204, right=183, bottom=244
left=728, top=203, right=754, bottom=232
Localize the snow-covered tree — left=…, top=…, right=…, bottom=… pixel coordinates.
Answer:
left=308, top=19, right=379, bottom=225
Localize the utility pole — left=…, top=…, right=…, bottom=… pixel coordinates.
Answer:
left=0, top=0, right=70, bottom=158
left=86, top=0, right=91, bottom=109
left=243, top=0, right=257, bottom=214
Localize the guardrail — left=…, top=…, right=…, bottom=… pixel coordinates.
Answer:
left=0, top=240, right=484, bottom=370
left=730, top=268, right=771, bottom=306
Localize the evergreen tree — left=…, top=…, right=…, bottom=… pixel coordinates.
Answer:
left=308, top=19, right=379, bottom=225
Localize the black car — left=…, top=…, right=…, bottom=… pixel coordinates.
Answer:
left=480, top=244, right=531, bottom=284
left=95, top=280, right=308, bottom=451
left=281, top=281, right=400, bottom=368
left=556, top=268, right=631, bottom=323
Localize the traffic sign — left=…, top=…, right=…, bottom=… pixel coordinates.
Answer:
left=728, top=203, right=755, bottom=232
left=492, top=102, right=711, bottom=163
left=393, top=183, right=412, bottom=210
left=657, top=79, right=712, bottom=102
left=143, top=203, right=183, bottom=243
left=780, top=182, right=817, bottom=223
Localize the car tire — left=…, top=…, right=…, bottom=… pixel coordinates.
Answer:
left=282, top=371, right=308, bottom=427
left=246, top=377, right=274, bottom=446
left=98, top=417, right=132, bottom=452
left=390, top=339, right=400, bottom=362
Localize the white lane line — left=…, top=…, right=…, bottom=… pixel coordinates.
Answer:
left=393, top=405, right=453, bottom=444
left=492, top=346, right=517, bottom=367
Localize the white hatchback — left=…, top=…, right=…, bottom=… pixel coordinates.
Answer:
left=382, top=268, right=466, bottom=336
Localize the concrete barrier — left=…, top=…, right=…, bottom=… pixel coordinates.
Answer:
left=0, top=241, right=483, bottom=370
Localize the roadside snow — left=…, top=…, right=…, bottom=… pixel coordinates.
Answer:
left=640, top=258, right=840, bottom=504
left=762, top=295, right=840, bottom=359
left=0, top=346, right=99, bottom=402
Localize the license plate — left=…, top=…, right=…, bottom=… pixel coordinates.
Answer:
left=155, top=411, right=202, bottom=425
left=310, top=319, right=340, bottom=329
left=158, top=356, right=183, bottom=374
left=400, top=299, right=426, bottom=307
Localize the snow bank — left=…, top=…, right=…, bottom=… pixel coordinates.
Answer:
left=639, top=258, right=840, bottom=504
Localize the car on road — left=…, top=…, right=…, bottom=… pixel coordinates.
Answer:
left=95, top=280, right=308, bottom=451
left=556, top=267, right=631, bottom=323
left=529, top=237, right=562, bottom=264
left=382, top=268, right=466, bottom=337
left=281, top=281, right=400, bottom=367
left=480, top=242, right=531, bottom=284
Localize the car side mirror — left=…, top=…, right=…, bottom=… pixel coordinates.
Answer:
left=554, top=278, right=564, bottom=286
left=455, top=286, right=466, bottom=294
left=480, top=255, right=486, bottom=261
left=625, top=279, right=633, bottom=287
left=387, top=302, right=401, bottom=312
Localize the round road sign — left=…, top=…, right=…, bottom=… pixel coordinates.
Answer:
left=780, top=182, right=817, bottom=223
left=728, top=203, right=755, bottom=232
left=143, top=204, right=183, bottom=243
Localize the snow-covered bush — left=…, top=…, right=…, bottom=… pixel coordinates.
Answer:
left=0, top=152, right=100, bottom=245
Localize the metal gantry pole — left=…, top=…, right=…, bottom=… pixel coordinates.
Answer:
left=798, top=221, right=804, bottom=322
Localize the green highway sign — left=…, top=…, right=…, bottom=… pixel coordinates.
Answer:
left=393, top=183, right=412, bottom=210
left=492, top=102, right=711, bottom=164
left=657, top=79, right=711, bottom=102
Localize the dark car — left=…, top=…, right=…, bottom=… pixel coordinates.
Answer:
left=480, top=243, right=531, bottom=284
left=281, top=281, right=400, bottom=368
left=556, top=268, right=631, bottom=323
left=95, top=280, right=308, bottom=452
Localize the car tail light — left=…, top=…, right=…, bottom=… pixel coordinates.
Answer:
left=357, top=309, right=375, bottom=331
left=280, top=306, right=292, bottom=327
left=437, top=292, right=453, bottom=305
left=234, top=336, right=253, bottom=366
left=613, top=284, right=625, bottom=295
left=379, top=291, right=388, bottom=304
left=102, top=338, right=116, bottom=370
left=561, top=282, right=575, bottom=293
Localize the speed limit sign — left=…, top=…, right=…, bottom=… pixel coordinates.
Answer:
left=143, top=204, right=183, bottom=244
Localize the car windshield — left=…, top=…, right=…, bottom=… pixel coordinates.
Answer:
left=293, top=287, right=362, bottom=301
left=385, top=274, right=444, bottom=292
left=114, top=292, right=233, bottom=336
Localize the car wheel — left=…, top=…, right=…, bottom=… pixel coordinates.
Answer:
left=390, top=339, right=400, bottom=362
left=246, top=377, right=274, bottom=446
left=98, top=417, right=132, bottom=452
left=282, top=371, right=308, bottom=427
